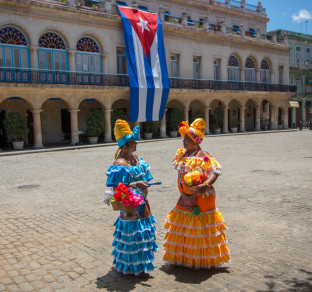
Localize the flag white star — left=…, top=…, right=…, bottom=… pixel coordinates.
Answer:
left=137, top=17, right=150, bottom=33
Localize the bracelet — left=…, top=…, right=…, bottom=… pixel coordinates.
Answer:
left=203, top=181, right=210, bottom=188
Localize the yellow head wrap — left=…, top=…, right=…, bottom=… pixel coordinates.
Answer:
left=178, top=118, right=206, bottom=144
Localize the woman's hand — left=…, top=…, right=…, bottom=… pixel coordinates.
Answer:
left=195, top=184, right=210, bottom=194
left=135, top=181, right=149, bottom=190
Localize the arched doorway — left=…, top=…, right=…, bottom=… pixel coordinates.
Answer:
left=0, top=97, right=32, bottom=148
left=41, top=98, right=70, bottom=146
left=245, top=99, right=257, bottom=131
left=189, top=99, right=205, bottom=123
left=228, top=99, right=241, bottom=132
left=78, top=98, right=103, bottom=143
left=111, top=99, right=130, bottom=140
left=166, top=99, right=184, bottom=136
left=210, top=99, right=224, bottom=134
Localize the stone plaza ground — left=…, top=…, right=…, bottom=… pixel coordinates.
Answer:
left=0, top=130, right=311, bottom=291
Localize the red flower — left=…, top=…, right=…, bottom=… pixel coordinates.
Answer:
left=203, top=156, right=210, bottom=162
left=114, top=192, right=123, bottom=202
left=178, top=122, right=185, bottom=129
left=116, top=183, right=129, bottom=195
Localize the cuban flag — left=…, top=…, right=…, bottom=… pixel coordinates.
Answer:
left=118, top=6, right=170, bottom=122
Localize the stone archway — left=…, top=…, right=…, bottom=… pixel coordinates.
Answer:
left=78, top=98, right=103, bottom=143
left=245, top=99, right=257, bottom=131
left=111, top=99, right=130, bottom=141
left=41, top=98, right=71, bottom=146
left=0, top=97, right=33, bottom=149
left=209, top=99, right=224, bottom=134
left=166, top=99, right=184, bottom=137
left=189, top=99, right=205, bottom=123
left=228, top=99, right=241, bottom=132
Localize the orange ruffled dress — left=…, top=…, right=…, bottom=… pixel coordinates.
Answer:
left=163, top=148, right=230, bottom=269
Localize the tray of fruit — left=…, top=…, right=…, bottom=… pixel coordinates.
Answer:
left=182, top=164, right=208, bottom=195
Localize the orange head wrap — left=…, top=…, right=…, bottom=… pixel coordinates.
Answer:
left=178, top=118, right=206, bottom=144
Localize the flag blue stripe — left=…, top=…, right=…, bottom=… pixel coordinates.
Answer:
left=145, top=51, right=155, bottom=121
left=156, top=19, right=170, bottom=120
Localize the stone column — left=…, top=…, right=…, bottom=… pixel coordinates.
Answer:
left=31, top=109, right=44, bottom=148
left=103, top=109, right=113, bottom=143
left=29, top=46, right=38, bottom=69
left=240, top=24, right=246, bottom=37
left=272, top=32, right=277, bottom=42
left=69, top=109, right=80, bottom=145
left=256, top=26, right=261, bottom=40
left=302, top=99, right=306, bottom=124
left=255, top=106, right=261, bottom=131
left=239, top=107, right=246, bottom=132
left=158, top=6, right=164, bottom=22
left=184, top=107, right=190, bottom=121
left=203, top=16, right=209, bottom=30
left=241, top=0, right=245, bottom=8
left=282, top=107, right=289, bottom=129
left=274, top=107, right=279, bottom=129
left=182, top=11, right=188, bottom=26
left=67, top=50, right=76, bottom=72
left=222, top=106, right=229, bottom=133
left=291, top=107, right=296, bottom=128
left=204, top=107, right=210, bottom=134
left=160, top=109, right=168, bottom=138
left=256, top=69, right=260, bottom=83
left=269, top=106, right=275, bottom=129
left=104, top=0, right=112, bottom=13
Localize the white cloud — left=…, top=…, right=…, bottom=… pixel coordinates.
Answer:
left=292, top=9, right=312, bottom=23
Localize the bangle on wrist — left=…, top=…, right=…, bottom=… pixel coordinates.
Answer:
left=203, top=181, right=210, bottom=188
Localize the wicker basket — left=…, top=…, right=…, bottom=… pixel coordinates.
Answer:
left=181, top=164, right=205, bottom=197
left=110, top=200, right=138, bottom=213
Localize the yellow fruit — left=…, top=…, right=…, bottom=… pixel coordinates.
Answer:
left=184, top=173, right=193, bottom=181
left=185, top=178, right=193, bottom=186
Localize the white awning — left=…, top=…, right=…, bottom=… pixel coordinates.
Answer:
left=289, top=101, right=299, bottom=108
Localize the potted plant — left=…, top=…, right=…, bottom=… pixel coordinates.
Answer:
left=85, top=109, right=103, bottom=144
left=211, top=106, right=224, bottom=134
left=143, top=121, right=157, bottom=139
left=3, top=112, right=28, bottom=150
left=168, top=108, right=184, bottom=137
left=230, top=117, right=240, bottom=133
left=191, top=110, right=204, bottom=122
left=262, top=118, right=269, bottom=131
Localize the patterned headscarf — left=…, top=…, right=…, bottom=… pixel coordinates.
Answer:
left=178, top=118, right=206, bottom=144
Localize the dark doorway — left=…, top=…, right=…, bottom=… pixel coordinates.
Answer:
left=26, top=110, right=34, bottom=145
left=0, top=110, right=7, bottom=148
left=61, top=109, right=71, bottom=141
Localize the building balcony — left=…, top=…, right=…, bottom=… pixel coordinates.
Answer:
left=0, top=67, right=296, bottom=93
left=289, top=62, right=312, bottom=71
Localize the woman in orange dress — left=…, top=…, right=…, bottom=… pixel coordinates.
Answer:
left=163, top=118, right=230, bottom=269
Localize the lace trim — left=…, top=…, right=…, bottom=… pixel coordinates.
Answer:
left=115, top=228, right=155, bottom=237
left=163, top=260, right=231, bottom=269
left=164, top=248, right=230, bottom=259
left=172, top=207, right=219, bottom=215
left=165, top=229, right=225, bottom=237
left=113, top=266, right=154, bottom=276
left=114, top=237, right=156, bottom=245
left=113, top=257, right=155, bottom=265
left=113, top=246, right=155, bottom=254
left=164, top=239, right=228, bottom=249
left=107, top=165, right=150, bottom=179
left=165, top=218, right=226, bottom=229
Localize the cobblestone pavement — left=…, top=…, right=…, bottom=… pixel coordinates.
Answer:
left=0, top=130, right=311, bottom=291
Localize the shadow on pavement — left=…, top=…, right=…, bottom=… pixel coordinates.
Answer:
left=159, top=264, right=230, bottom=284
left=96, top=268, right=152, bottom=291
left=259, top=269, right=312, bottom=292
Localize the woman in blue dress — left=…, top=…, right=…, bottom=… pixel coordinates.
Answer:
left=106, top=119, right=158, bottom=277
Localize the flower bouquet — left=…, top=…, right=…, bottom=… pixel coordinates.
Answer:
left=104, top=183, right=145, bottom=213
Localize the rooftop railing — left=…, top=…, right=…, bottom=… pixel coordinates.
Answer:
left=289, top=62, right=312, bottom=70
left=0, top=67, right=296, bottom=93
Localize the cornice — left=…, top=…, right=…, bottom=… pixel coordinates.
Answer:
left=163, top=23, right=289, bottom=53
left=160, top=0, right=269, bottom=23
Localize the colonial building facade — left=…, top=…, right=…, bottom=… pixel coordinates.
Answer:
left=268, top=29, right=312, bottom=127
left=0, top=0, right=295, bottom=148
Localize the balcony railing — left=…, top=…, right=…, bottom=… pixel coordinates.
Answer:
left=0, top=67, right=296, bottom=92
left=290, top=62, right=312, bottom=70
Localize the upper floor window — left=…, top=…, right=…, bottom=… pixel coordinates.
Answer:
left=306, top=47, right=311, bottom=64
left=188, top=16, right=194, bottom=26
left=228, top=55, right=240, bottom=81
left=0, top=26, right=30, bottom=69
left=117, top=47, right=128, bottom=86
left=279, top=66, right=284, bottom=84
left=245, top=57, right=256, bottom=82
left=76, top=36, right=101, bottom=73
left=38, top=31, right=68, bottom=71
left=193, top=56, right=200, bottom=79
left=214, top=59, right=220, bottom=80
left=295, top=46, right=302, bottom=63
left=233, top=25, right=240, bottom=35
left=260, top=59, right=270, bottom=83
left=170, top=54, right=179, bottom=78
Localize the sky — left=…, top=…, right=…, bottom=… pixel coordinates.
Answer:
left=246, top=0, right=312, bottom=34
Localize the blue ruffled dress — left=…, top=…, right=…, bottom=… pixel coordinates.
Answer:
left=106, top=158, right=158, bottom=275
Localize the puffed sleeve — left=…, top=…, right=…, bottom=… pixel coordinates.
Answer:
left=106, top=165, right=133, bottom=187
